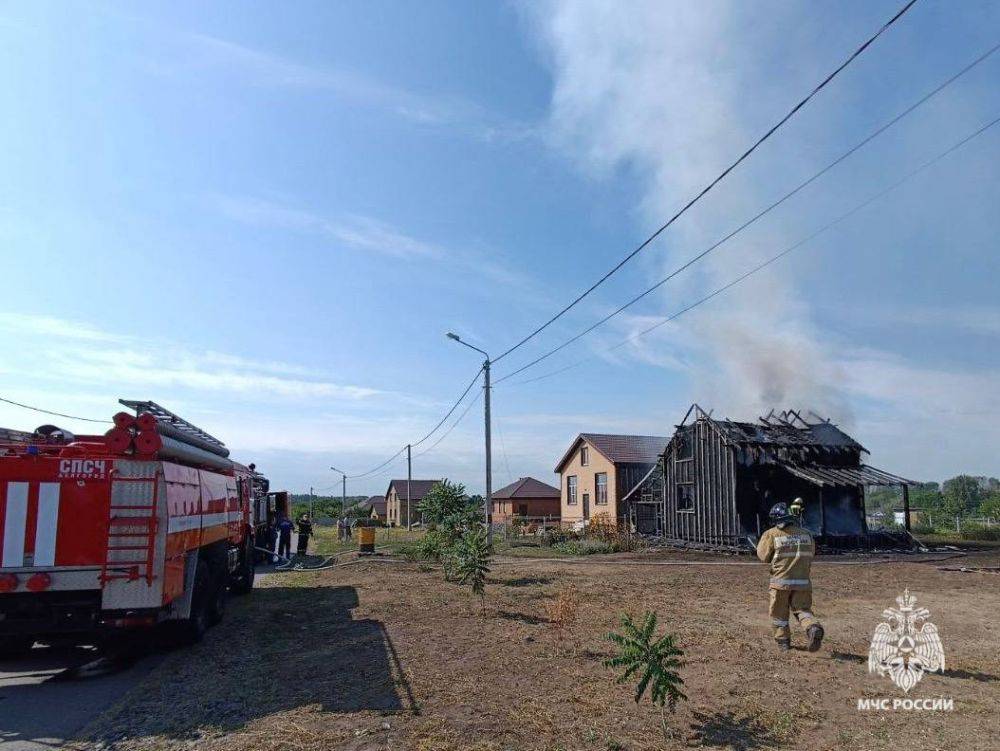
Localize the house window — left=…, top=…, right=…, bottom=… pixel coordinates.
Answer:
left=595, top=472, right=608, bottom=504
left=518, top=504, right=528, bottom=516
left=567, top=475, right=578, bottom=505
left=580, top=445, right=589, bottom=466
left=677, top=483, right=694, bottom=511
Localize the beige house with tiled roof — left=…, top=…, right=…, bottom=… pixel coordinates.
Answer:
left=385, top=479, right=440, bottom=527
left=555, top=434, right=668, bottom=525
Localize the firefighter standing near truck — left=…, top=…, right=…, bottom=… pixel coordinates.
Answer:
left=756, top=500, right=825, bottom=652
left=276, top=515, right=294, bottom=561
left=296, top=513, right=313, bottom=556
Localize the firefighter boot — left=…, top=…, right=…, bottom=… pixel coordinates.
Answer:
left=807, top=624, right=824, bottom=652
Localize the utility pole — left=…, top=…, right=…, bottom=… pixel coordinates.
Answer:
left=483, top=359, right=492, bottom=544
left=406, top=443, right=412, bottom=531
left=446, top=332, right=493, bottom=544
left=330, top=466, right=347, bottom=519
left=309, top=486, right=314, bottom=519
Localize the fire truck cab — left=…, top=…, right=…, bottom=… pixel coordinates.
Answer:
left=0, top=400, right=275, bottom=653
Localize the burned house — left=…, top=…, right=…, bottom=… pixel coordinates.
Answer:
left=622, top=405, right=912, bottom=549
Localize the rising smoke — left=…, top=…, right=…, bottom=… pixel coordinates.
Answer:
left=528, top=0, right=854, bottom=422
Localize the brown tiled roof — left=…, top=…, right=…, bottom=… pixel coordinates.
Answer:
left=367, top=495, right=387, bottom=513
left=386, top=479, right=439, bottom=501
left=555, top=433, right=668, bottom=472
left=492, top=477, right=560, bottom=500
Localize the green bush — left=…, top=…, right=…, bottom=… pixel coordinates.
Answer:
left=910, top=522, right=936, bottom=535
left=541, top=527, right=580, bottom=546
left=553, top=538, right=617, bottom=556
left=417, top=530, right=449, bottom=560
left=958, top=524, right=1000, bottom=541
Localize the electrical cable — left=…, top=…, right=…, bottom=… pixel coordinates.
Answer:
left=0, top=395, right=110, bottom=424
left=326, top=366, right=483, bottom=480
left=492, top=0, right=921, bottom=365
left=503, top=113, right=1000, bottom=387
left=494, top=40, right=1000, bottom=385
left=410, top=366, right=484, bottom=448
left=414, top=387, right=483, bottom=459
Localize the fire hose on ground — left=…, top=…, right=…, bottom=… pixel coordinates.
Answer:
left=253, top=546, right=408, bottom=572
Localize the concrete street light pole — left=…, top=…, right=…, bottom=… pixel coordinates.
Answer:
left=446, top=332, right=492, bottom=545
left=329, top=466, right=347, bottom=518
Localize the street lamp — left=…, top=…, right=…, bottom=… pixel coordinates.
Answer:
left=329, top=466, right=347, bottom=516
left=446, top=332, right=492, bottom=543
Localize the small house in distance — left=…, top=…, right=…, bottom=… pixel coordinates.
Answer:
left=386, top=479, right=440, bottom=527
left=366, top=495, right=387, bottom=524
left=622, top=405, right=912, bottom=548
left=491, top=477, right=561, bottom=522
left=555, top=433, right=668, bottom=526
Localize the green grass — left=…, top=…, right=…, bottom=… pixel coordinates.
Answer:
left=309, top=524, right=427, bottom=556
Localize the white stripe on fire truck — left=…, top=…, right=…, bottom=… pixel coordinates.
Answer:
left=166, top=512, right=231, bottom=534
left=33, top=483, right=60, bottom=567
left=2, top=482, right=29, bottom=567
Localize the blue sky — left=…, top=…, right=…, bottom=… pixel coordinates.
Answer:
left=1, top=1, right=998, bottom=495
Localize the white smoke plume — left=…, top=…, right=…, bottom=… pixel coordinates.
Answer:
left=525, top=0, right=865, bottom=423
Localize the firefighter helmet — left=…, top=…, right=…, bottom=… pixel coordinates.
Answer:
left=768, top=502, right=795, bottom=526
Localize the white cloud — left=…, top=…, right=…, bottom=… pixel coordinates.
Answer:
left=154, top=30, right=535, bottom=142
left=0, top=312, right=125, bottom=343
left=0, top=313, right=381, bottom=402
left=210, top=195, right=443, bottom=260
left=209, top=193, right=545, bottom=293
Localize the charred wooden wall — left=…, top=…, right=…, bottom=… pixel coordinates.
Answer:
left=662, top=418, right=741, bottom=545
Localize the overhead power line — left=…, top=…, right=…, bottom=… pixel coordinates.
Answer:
left=414, top=387, right=483, bottom=459
left=504, top=113, right=1000, bottom=387
left=492, top=0, right=921, bottom=365
left=0, top=395, right=110, bottom=425
left=342, top=445, right=409, bottom=481
left=410, top=367, right=483, bottom=448
left=333, top=367, right=484, bottom=480
left=493, top=40, right=1000, bottom=385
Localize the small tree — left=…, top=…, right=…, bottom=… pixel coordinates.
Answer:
left=454, top=526, right=492, bottom=598
left=604, top=612, right=686, bottom=712
left=419, top=480, right=469, bottom=529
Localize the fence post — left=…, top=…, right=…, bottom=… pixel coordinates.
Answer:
left=955, top=516, right=961, bottom=533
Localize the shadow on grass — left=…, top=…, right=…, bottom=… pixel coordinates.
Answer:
left=830, top=650, right=999, bottom=682
left=496, top=610, right=550, bottom=626
left=88, top=585, right=419, bottom=745
left=501, top=576, right=553, bottom=588
left=689, top=709, right=776, bottom=750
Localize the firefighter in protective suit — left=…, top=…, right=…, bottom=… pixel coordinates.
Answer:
left=756, top=501, right=824, bottom=652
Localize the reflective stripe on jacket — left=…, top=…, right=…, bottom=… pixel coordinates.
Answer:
left=756, top=524, right=815, bottom=590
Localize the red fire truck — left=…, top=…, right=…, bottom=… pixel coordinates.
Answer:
left=0, top=400, right=283, bottom=653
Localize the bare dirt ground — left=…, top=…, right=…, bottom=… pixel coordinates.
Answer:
left=76, top=548, right=1000, bottom=751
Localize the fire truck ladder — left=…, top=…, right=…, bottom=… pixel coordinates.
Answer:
left=100, top=475, right=159, bottom=585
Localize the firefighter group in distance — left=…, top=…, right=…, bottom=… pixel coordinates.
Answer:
left=756, top=498, right=825, bottom=652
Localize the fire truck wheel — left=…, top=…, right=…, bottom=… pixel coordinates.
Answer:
left=207, top=577, right=227, bottom=625
left=176, top=560, right=211, bottom=644
left=231, top=539, right=255, bottom=596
